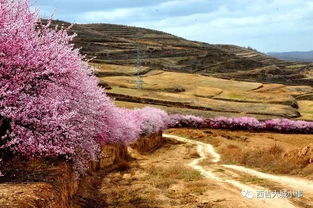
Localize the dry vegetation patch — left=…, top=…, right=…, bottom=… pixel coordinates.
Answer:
left=98, top=66, right=311, bottom=119
left=147, top=164, right=203, bottom=182
left=94, top=137, right=255, bottom=208
left=166, top=128, right=313, bottom=178
left=219, top=143, right=310, bottom=175
left=298, top=100, right=313, bottom=120
left=214, top=90, right=296, bottom=106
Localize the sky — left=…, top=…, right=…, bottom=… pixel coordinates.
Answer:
left=32, top=0, right=313, bottom=53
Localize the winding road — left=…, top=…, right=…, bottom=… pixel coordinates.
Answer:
left=163, top=134, right=313, bottom=208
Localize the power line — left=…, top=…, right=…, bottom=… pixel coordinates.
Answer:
left=136, top=44, right=144, bottom=89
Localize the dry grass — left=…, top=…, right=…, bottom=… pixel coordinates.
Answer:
left=92, top=61, right=313, bottom=120
left=166, top=129, right=313, bottom=178
left=227, top=92, right=247, bottom=101
left=239, top=175, right=267, bottom=185
left=198, top=158, right=215, bottom=167
left=103, top=70, right=262, bottom=94
left=298, top=100, right=313, bottom=120
left=303, top=164, right=313, bottom=178
left=236, top=174, right=284, bottom=191
left=215, top=90, right=295, bottom=105
left=220, top=143, right=312, bottom=175
left=190, top=86, right=222, bottom=98
left=146, top=164, right=203, bottom=182
left=104, top=66, right=304, bottom=118
left=109, top=87, right=191, bottom=102
left=188, top=149, right=200, bottom=158
left=286, top=64, right=307, bottom=69
left=91, top=63, right=136, bottom=72
left=91, top=63, right=151, bottom=76
left=184, top=181, right=208, bottom=195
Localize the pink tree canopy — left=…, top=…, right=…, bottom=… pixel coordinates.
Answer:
left=0, top=0, right=176, bottom=173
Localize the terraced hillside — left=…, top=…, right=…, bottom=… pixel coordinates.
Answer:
left=50, top=20, right=313, bottom=86
left=91, top=62, right=313, bottom=120
left=47, top=20, right=313, bottom=120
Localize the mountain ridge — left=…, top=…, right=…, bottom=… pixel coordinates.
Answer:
left=268, top=50, right=313, bottom=62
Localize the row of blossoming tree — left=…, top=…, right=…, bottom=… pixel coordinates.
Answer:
left=0, top=0, right=312, bottom=174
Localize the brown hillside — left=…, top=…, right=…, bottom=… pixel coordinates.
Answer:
left=50, top=20, right=313, bottom=86
left=45, top=20, right=313, bottom=120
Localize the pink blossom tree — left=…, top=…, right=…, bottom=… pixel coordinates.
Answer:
left=0, top=0, right=121, bottom=171
left=169, top=114, right=207, bottom=128
left=0, top=0, right=173, bottom=173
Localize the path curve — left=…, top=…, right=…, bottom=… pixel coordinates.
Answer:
left=163, top=133, right=300, bottom=208
left=223, top=164, right=313, bottom=193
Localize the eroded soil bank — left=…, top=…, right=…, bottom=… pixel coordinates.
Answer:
left=0, top=132, right=163, bottom=208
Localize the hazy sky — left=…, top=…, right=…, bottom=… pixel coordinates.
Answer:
left=32, top=0, right=313, bottom=52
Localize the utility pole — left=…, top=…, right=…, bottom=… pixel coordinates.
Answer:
left=136, top=44, right=144, bottom=89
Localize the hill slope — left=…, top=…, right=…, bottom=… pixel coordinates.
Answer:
left=51, top=20, right=313, bottom=86
left=45, top=20, right=313, bottom=120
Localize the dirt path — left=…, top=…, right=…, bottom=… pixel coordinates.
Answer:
left=163, top=134, right=313, bottom=208
left=223, top=165, right=313, bottom=193
left=77, top=133, right=313, bottom=207
left=94, top=135, right=266, bottom=207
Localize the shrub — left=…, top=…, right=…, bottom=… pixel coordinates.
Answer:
left=208, top=117, right=313, bottom=134
left=209, top=117, right=264, bottom=130
left=132, top=107, right=170, bottom=136
left=168, top=114, right=207, bottom=128
left=264, top=119, right=313, bottom=134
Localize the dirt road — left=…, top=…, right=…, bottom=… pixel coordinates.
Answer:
left=163, top=134, right=313, bottom=208
left=79, top=132, right=313, bottom=207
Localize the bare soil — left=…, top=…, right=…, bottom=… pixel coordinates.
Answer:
left=93, top=138, right=258, bottom=208
left=165, top=128, right=313, bottom=177
left=76, top=130, right=313, bottom=208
